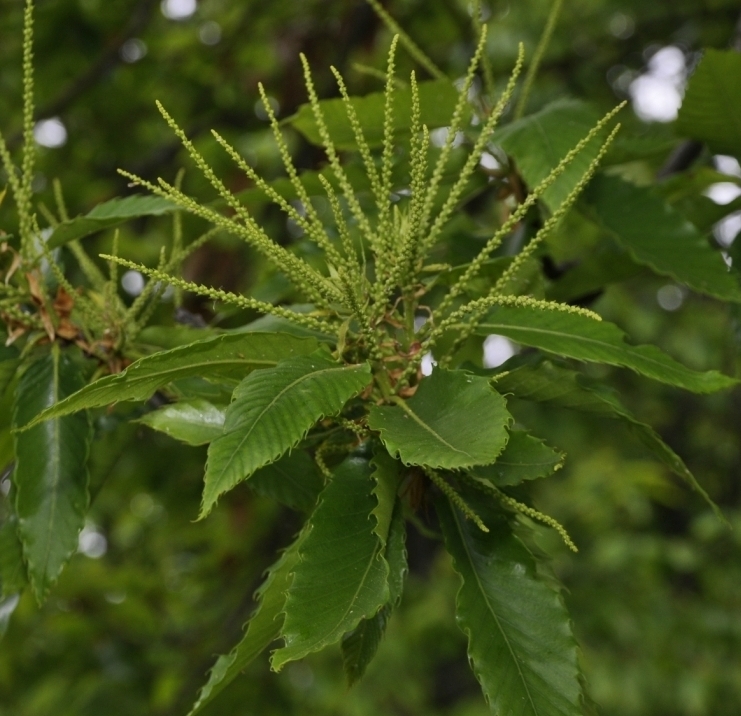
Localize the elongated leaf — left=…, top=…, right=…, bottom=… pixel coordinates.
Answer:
left=189, top=527, right=308, bottom=715
left=436, top=493, right=583, bottom=716
left=271, top=456, right=390, bottom=670
left=676, top=49, right=741, bottom=156
left=48, top=195, right=177, bottom=249
left=341, top=604, right=392, bottom=686
left=23, top=333, right=318, bottom=428
left=289, top=79, right=460, bottom=150
left=12, top=349, right=92, bottom=602
left=474, top=306, right=736, bottom=393
left=493, top=99, right=604, bottom=211
left=584, top=174, right=741, bottom=301
left=0, top=344, right=20, bottom=398
left=471, top=429, right=564, bottom=487
left=368, top=369, right=512, bottom=469
left=493, top=355, right=724, bottom=520
left=202, top=355, right=372, bottom=517
left=0, top=511, right=27, bottom=597
left=139, top=399, right=226, bottom=445
left=341, top=504, right=408, bottom=686
left=249, top=450, right=324, bottom=512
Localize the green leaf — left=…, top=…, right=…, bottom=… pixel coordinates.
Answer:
left=584, top=174, right=741, bottom=301
left=289, top=79, right=460, bottom=150
left=202, top=355, right=372, bottom=517
left=676, top=49, right=741, bottom=156
left=493, top=99, right=604, bottom=211
left=436, top=493, right=583, bottom=716
left=474, top=306, right=736, bottom=393
left=12, top=349, right=92, bottom=602
left=470, top=429, right=564, bottom=487
left=385, top=501, right=407, bottom=606
left=0, top=511, right=27, bottom=597
left=493, top=355, right=725, bottom=521
left=341, top=604, right=392, bottom=686
left=139, top=399, right=226, bottom=446
left=341, top=451, right=407, bottom=685
left=189, top=527, right=308, bottom=715
left=271, top=455, right=390, bottom=670
left=249, top=450, right=324, bottom=512
left=22, top=333, right=318, bottom=428
left=0, top=344, right=20, bottom=398
left=368, top=369, right=512, bottom=469
left=47, top=195, right=178, bottom=249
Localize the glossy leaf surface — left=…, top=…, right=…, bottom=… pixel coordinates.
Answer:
left=585, top=174, right=741, bottom=301
left=368, top=369, right=512, bottom=469
left=271, top=456, right=390, bottom=670
left=470, top=429, right=564, bottom=487
left=139, top=399, right=226, bottom=445
left=24, top=333, right=318, bottom=427
left=12, top=350, right=92, bottom=602
left=437, top=494, right=583, bottom=716
left=475, top=306, right=736, bottom=393
left=202, top=355, right=371, bottom=516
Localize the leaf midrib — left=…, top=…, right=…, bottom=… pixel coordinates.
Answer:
left=215, top=363, right=364, bottom=484
left=478, top=322, right=687, bottom=377
left=452, top=506, right=539, bottom=716
left=394, top=399, right=474, bottom=460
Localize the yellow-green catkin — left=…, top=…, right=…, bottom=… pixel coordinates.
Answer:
left=424, top=468, right=489, bottom=533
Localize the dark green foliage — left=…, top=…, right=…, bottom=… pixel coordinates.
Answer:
left=1, top=1, right=740, bottom=715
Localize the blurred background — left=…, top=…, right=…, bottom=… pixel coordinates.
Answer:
left=1, top=0, right=740, bottom=714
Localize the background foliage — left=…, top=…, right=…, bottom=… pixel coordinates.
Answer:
left=1, top=1, right=741, bottom=715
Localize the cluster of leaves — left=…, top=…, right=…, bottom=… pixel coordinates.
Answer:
left=2, top=1, right=741, bottom=714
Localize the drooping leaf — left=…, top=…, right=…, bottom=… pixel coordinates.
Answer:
left=676, top=49, right=741, bottom=156
left=474, top=306, right=736, bottom=393
left=139, top=399, right=226, bottom=446
left=584, top=174, right=741, bottom=301
left=289, top=79, right=461, bottom=150
left=470, top=429, right=564, bottom=487
left=249, top=450, right=324, bottom=512
left=385, top=502, right=408, bottom=605
left=12, top=349, right=92, bottom=602
left=368, top=369, right=512, bottom=469
left=492, top=99, right=604, bottom=211
left=0, top=511, right=27, bottom=597
left=271, top=456, right=390, bottom=671
left=202, top=355, right=372, bottom=517
left=436, top=492, right=583, bottom=716
left=47, top=195, right=178, bottom=249
left=492, top=355, right=724, bottom=520
left=22, top=333, right=318, bottom=428
left=341, top=604, right=392, bottom=686
left=189, top=527, right=308, bottom=715
left=341, top=452, right=407, bottom=685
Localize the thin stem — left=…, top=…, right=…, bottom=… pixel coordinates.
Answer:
left=513, top=0, right=564, bottom=120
